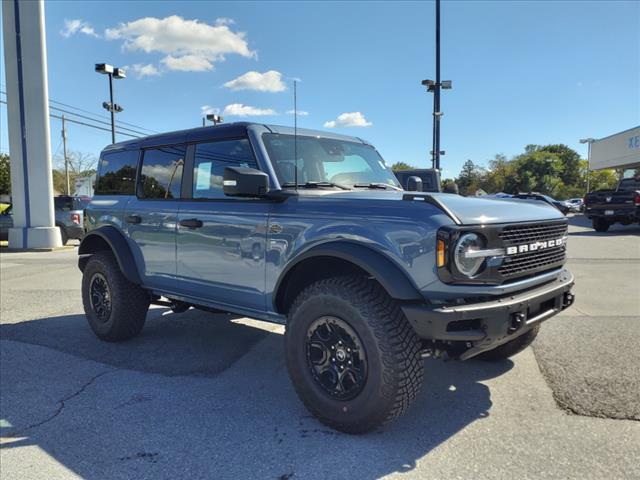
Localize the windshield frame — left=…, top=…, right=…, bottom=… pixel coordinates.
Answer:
left=261, top=133, right=401, bottom=190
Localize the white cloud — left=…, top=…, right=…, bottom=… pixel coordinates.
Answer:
left=105, top=15, right=255, bottom=72
left=61, top=19, right=99, bottom=38
left=161, top=55, right=213, bottom=72
left=201, top=105, right=220, bottom=115
left=129, top=63, right=160, bottom=79
left=223, top=70, right=286, bottom=92
left=324, top=112, right=372, bottom=128
left=222, top=103, right=276, bottom=117
left=286, top=110, right=309, bottom=116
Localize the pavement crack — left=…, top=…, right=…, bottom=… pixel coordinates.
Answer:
left=19, top=370, right=114, bottom=432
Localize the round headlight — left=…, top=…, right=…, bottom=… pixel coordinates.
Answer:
left=454, top=233, right=485, bottom=277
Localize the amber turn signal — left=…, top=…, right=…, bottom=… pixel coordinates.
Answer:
left=437, top=239, right=446, bottom=267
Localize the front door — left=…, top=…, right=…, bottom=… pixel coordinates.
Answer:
left=125, top=144, right=185, bottom=291
left=175, top=138, right=269, bottom=313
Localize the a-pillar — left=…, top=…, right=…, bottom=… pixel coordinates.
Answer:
left=2, top=0, right=61, bottom=249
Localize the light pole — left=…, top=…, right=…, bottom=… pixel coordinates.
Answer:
left=421, top=0, right=452, bottom=171
left=95, top=63, right=125, bottom=143
left=580, top=138, right=596, bottom=194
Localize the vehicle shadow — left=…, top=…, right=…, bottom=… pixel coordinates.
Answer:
left=0, top=309, right=513, bottom=479
left=567, top=214, right=640, bottom=236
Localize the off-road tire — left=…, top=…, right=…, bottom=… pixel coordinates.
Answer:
left=82, top=251, right=150, bottom=341
left=285, top=276, right=424, bottom=434
left=592, top=218, right=610, bottom=232
left=477, top=324, right=540, bottom=361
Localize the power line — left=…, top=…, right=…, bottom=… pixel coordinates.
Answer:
left=0, top=99, right=140, bottom=139
left=48, top=105, right=151, bottom=137
left=0, top=90, right=150, bottom=137
left=49, top=98, right=158, bottom=134
left=0, top=89, right=158, bottom=135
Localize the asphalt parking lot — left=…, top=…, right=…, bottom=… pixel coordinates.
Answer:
left=1, top=215, right=638, bottom=479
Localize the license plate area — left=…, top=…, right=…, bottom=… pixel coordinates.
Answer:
left=605, top=210, right=614, bottom=215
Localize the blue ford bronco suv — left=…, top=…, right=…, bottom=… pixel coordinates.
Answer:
left=79, top=122, right=575, bottom=433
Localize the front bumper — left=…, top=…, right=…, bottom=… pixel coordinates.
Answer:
left=402, top=269, right=574, bottom=360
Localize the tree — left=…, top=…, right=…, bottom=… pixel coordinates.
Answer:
left=391, top=161, right=413, bottom=172
left=0, top=154, right=10, bottom=195
left=456, top=159, right=486, bottom=196
left=52, top=150, right=98, bottom=195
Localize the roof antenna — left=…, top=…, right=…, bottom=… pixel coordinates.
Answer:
left=293, top=79, right=298, bottom=191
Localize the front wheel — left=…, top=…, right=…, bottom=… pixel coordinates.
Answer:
left=285, top=276, right=424, bottom=434
left=81, top=251, right=150, bottom=341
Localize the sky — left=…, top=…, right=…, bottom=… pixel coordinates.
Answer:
left=1, top=1, right=639, bottom=179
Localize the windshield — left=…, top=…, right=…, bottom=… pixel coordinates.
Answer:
left=262, top=133, right=401, bottom=189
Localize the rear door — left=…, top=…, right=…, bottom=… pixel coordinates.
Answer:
left=124, top=144, right=185, bottom=291
left=175, top=138, right=269, bottom=313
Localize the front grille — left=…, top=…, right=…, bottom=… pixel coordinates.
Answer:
left=498, top=221, right=568, bottom=279
left=499, top=221, right=567, bottom=244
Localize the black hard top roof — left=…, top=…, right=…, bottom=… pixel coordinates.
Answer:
left=102, top=122, right=370, bottom=152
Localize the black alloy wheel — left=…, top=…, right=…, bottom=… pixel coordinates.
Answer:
left=306, top=316, right=367, bottom=401
left=89, top=272, right=112, bottom=322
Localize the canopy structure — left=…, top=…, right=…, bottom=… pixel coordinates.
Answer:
left=589, top=126, right=640, bottom=171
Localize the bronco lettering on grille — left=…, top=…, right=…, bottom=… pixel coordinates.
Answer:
left=506, top=237, right=566, bottom=255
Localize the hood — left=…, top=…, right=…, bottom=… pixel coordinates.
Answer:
left=424, top=193, right=565, bottom=225
left=314, top=190, right=565, bottom=225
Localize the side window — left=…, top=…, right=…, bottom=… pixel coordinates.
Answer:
left=139, top=145, right=185, bottom=200
left=95, top=150, right=138, bottom=195
left=192, top=139, right=257, bottom=199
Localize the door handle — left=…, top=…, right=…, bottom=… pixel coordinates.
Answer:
left=125, top=215, right=142, bottom=224
left=179, top=218, right=203, bottom=229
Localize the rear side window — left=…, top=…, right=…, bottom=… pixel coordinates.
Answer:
left=54, top=196, right=74, bottom=210
left=139, top=145, right=185, bottom=200
left=618, top=178, right=640, bottom=191
left=192, top=139, right=257, bottom=199
left=95, top=150, right=138, bottom=195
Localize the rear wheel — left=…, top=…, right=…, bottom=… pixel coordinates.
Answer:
left=82, top=251, right=150, bottom=341
left=285, top=276, right=424, bottom=434
left=592, top=218, right=610, bottom=232
left=477, top=324, right=540, bottom=361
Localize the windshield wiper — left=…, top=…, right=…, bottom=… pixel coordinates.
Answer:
left=282, top=181, right=351, bottom=190
left=352, top=182, right=402, bottom=191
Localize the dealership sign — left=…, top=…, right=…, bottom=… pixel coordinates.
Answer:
left=589, top=126, right=640, bottom=170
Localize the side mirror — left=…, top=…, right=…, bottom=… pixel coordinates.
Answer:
left=223, top=167, right=269, bottom=197
left=406, top=176, right=423, bottom=192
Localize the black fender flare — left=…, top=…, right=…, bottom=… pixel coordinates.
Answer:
left=78, top=226, right=141, bottom=284
left=274, top=241, right=423, bottom=310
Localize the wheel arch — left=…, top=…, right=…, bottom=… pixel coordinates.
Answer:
left=78, top=226, right=141, bottom=284
left=273, top=241, right=422, bottom=314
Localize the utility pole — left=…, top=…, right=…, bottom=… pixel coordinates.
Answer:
left=421, top=0, right=451, bottom=171
left=433, top=0, right=441, bottom=171
left=62, top=114, right=70, bottom=195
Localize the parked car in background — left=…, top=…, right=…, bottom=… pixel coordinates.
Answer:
left=0, top=204, right=12, bottom=241
left=0, top=197, right=88, bottom=244
left=584, top=177, right=640, bottom=232
left=566, top=198, right=584, bottom=213
left=512, top=193, right=570, bottom=215
left=54, top=196, right=86, bottom=245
